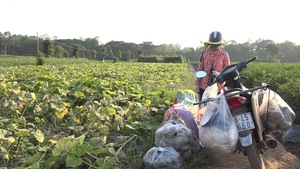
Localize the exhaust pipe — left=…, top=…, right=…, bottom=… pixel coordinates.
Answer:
left=264, top=135, right=278, bottom=149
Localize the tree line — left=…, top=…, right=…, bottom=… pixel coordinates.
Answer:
left=1, top=31, right=300, bottom=62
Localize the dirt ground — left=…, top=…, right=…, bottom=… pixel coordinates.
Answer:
left=206, top=134, right=300, bottom=169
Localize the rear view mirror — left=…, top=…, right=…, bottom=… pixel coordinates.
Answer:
left=196, top=71, right=207, bottom=78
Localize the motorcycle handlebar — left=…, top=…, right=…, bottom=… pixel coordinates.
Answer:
left=207, top=56, right=257, bottom=87
left=245, top=56, right=257, bottom=64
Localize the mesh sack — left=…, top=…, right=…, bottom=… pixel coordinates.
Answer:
left=155, top=122, right=193, bottom=158
left=143, top=146, right=183, bottom=169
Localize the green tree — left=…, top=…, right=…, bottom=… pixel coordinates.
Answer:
left=225, top=43, right=252, bottom=62
left=54, top=45, right=69, bottom=58
left=126, top=50, right=131, bottom=60
left=91, top=50, right=97, bottom=60
left=252, top=39, right=274, bottom=61
left=3, top=31, right=11, bottom=39
left=265, top=43, right=283, bottom=62
left=117, top=50, right=122, bottom=59
left=72, top=45, right=80, bottom=58
left=42, top=39, right=54, bottom=58
left=132, top=53, right=136, bottom=60
left=141, top=41, right=155, bottom=55
left=62, top=49, right=70, bottom=57
left=153, top=44, right=170, bottom=56
left=137, top=48, right=143, bottom=57
left=84, top=37, right=99, bottom=49
left=180, top=47, right=195, bottom=62
left=278, top=41, right=297, bottom=62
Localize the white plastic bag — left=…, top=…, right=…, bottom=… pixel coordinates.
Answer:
left=202, top=83, right=218, bottom=100
left=143, top=146, right=183, bottom=169
left=200, top=83, right=218, bottom=108
left=199, top=91, right=239, bottom=153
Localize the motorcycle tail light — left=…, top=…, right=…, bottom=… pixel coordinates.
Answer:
left=173, top=98, right=178, bottom=104
left=226, top=96, right=247, bottom=109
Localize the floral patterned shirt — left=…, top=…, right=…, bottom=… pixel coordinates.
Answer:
left=196, top=48, right=230, bottom=90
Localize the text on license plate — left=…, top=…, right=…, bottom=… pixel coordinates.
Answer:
left=233, top=112, right=255, bottom=131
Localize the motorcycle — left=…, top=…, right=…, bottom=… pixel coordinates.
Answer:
left=194, top=57, right=277, bottom=169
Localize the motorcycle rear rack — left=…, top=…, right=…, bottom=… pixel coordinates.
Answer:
left=193, top=84, right=269, bottom=105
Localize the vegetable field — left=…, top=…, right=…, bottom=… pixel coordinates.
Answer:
left=1, top=57, right=299, bottom=168
left=0, top=60, right=196, bottom=168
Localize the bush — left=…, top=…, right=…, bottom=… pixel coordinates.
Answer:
left=0, top=50, right=6, bottom=55
left=137, top=57, right=157, bottom=62
left=36, top=51, right=45, bottom=65
left=113, top=57, right=119, bottom=63
left=164, top=57, right=183, bottom=63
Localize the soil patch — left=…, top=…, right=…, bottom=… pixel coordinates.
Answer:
left=205, top=134, right=300, bottom=169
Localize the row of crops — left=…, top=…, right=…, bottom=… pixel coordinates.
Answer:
left=0, top=60, right=196, bottom=168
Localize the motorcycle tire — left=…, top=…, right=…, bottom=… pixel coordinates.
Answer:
left=245, top=140, right=265, bottom=169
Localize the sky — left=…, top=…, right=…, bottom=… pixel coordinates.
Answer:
left=1, top=0, right=299, bottom=49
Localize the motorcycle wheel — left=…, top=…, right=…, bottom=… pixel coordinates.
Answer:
left=245, top=141, right=265, bottom=169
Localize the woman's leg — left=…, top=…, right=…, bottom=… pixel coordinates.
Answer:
left=198, top=88, right=205, bottom=101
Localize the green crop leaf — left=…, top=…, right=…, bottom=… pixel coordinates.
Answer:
left=34, top=129, right=44, bottom=143
left=145, top=99, right=151, bottom=107
left=25, top=162, right=40, bottom=169
left=42, top=156, right=59, bottom=169
left=74, top=91, right=85, bottom=99
left=74, top=143, right=94, bottom=157
left=25, top=92, right=36, bottom=101
left=15, top=128, right=30, bottom=137
left=52, top=135, right=75, bottom=157
left=38, top=146, right=51, bottom=152
left=0, top=146, right=9, bottom=162
left=0, top=129, right=12, bottom=139
left=105, top=90, right=115, bottom=95
left=96, top=157, right=114, bottom=169
left=52, top=134, right=86, bottom=158
left=71, top=134, right=85, bottom=148
left=108, top=107, right=116, bottom=116
left=55, top=108, right=68, bottom=119
left=74, top=126, right=84, bottom=132
left=125, top=124, right=136, bottom=130
left=68, top=126, right=84, bottom=133
left=50, top=102, right=64, bottom=111
left=99, top=107, right=109, bottom=115
left=66, top=154, right=82, bottom=167
left=107, top=147, right=116, bottom=156
left=5, top=136, right=15, bottom=143
left=20, top=152, right=45, bottom=167
left=91, top=147, right=108, bottom=156
left=90, top=136, right=107, bottom=147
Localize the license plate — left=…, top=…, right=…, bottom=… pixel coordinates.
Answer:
left=233, top=112, right=255, bottom=131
